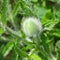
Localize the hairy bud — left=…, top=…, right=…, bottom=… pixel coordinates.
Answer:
left=22, top=17, right=42, bottom=37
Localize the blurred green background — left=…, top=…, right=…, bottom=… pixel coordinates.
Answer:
left=0, top=0, right=60, bottom=60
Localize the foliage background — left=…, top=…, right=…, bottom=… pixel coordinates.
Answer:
left=0, top=0, right=60, bottom=60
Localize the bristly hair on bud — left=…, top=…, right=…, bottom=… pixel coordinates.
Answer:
left=22, top=17, right=43, bottom=37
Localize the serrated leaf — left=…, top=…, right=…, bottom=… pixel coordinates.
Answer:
left=44, top=19, right=59, bottom=30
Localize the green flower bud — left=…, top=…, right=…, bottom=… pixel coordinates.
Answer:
left=22, top=17, right=42, bottom=37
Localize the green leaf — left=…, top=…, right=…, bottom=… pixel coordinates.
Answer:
left=56, top=11, right=60, bottom=18
left=31, top=0, right=38, bottom=2
left=0, top=28, right=4, bottom=35
left=1, top=0, right=9, bottom=24
left=30, top=53, right=41, bottom=60
left=51, top=0, right=57, bottom=2
left=0, top=41, right=14, bottom=57
left=34, top=6, right=47, bottom=18
left=16, top=47, right=28, bottom=57
left=44, top=19, right=59, bottom=30
left=56, top=40, right=60, bottom=60
left=53, top=29, right=60, bottom=37
left=12, top=0, right=20, bottom=17
left=11, top=49, right=18, bottom=60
